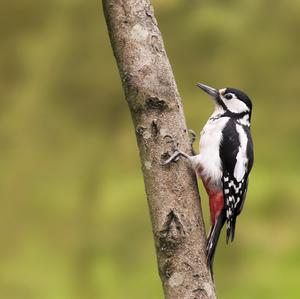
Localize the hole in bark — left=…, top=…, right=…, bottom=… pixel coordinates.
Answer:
left=151, top=119, right=159, bottom=137
left=146, top=97, right=168, bottom=111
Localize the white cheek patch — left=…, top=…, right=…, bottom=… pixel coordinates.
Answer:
left=226, top=98, right=249, bottom=114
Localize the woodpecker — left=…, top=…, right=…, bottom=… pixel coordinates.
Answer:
left=163, top=83, right=254, bottom=274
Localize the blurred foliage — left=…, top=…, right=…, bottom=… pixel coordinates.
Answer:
left=1, top=0, right=300, bottom=298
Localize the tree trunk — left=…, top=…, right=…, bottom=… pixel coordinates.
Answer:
left=102, top=1, right=217, bottom=298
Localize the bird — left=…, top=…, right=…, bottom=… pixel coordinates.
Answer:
left=163, top=83, right=254, bottom=276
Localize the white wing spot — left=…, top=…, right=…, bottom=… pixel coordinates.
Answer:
left=234, top=197, right=241, bottom=208
left=227, top=210, right=232, bottom=218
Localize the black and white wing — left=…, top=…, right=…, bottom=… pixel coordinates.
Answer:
left=220, top=120, right=253, bottom=242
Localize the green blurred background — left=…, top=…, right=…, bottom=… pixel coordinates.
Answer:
left=1, top=0, right=300, bottom=298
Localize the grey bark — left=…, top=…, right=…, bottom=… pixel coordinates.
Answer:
left=102, top=1, right=217, bottom=298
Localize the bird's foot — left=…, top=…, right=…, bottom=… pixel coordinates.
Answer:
left=162, top=135, right=191, bottom=165
left=188, top=129, right=196, bottom=147
left=162, top=150, right=182, bottom=165
left=188, top=129, right=196, bottom=156
left=162, top=135, right=181, bottom=165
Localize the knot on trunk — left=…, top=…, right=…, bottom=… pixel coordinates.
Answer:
left=157, top=210, right=185, bottom=258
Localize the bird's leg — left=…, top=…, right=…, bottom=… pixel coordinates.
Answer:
left=162, top=135, right=192, bottom=165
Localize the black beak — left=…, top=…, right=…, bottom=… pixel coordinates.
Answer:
left=196, top=83, right=218, bottom=98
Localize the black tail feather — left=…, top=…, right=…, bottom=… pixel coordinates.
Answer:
left=207, top=211, right=226, bottom=277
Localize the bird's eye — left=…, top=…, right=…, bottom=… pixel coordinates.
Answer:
left=224, top=94, right=233, bottom=100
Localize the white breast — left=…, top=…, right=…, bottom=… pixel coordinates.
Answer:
left=194, top=116, right=229, bottom=187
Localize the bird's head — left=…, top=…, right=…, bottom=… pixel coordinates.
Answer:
left=197, top=83, right=252, bottom=124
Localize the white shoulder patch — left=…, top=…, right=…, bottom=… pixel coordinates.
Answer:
left=234, top=124, right=248, bottom=181
left=238, top=114, right=250, bottom=127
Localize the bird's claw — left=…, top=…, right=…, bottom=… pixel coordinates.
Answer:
left=188, top=129, right=196, bottom=146
left=188, top=129, right=197, bottom=156
left=162, top=150, right=181, bottom=165
left=162, top=135, right=181, bottom=165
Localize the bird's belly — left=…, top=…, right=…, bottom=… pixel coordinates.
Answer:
left=198, top=118, right=229, bottom=187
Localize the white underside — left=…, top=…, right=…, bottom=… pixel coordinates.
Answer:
left=191, top=115, right=229, bottom=189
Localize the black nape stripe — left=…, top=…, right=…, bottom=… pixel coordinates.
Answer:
left=211, top=110, right=250, bottom=122
left=222, top=110, right=249, bottom=119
